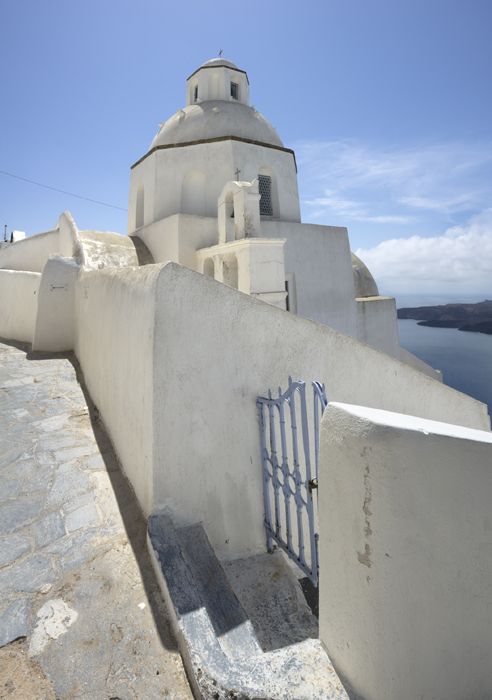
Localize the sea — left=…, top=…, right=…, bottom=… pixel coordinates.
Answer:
left=398, top=319, right=492, bottom=421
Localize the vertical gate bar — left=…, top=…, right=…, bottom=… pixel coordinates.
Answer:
left=278, top=399, right=293, bottom=552
left=257, top=400, right=273, bottom=552
left=313, top=388, right=320, bottom=482
left=268, top=396, right=281, bottom=539
left=289, top=386, right=306, bottom=567
left=300, top=382, right=318, bottom=585
left=312, top=381, right=328, bottom=482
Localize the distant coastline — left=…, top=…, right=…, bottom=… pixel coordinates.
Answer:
left=397, top=300, right=492, bottom=335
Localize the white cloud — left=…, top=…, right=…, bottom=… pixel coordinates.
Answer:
left=356, top=209, right=492, bottom=294
left=296, top=139, right=492, bottom=223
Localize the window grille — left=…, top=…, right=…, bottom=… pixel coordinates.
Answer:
left=258, top=174, right=273, bottom=216
left=230, top=81, right=239, bottom=100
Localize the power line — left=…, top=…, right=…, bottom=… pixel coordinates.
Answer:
left=0, top=169, right=127, bottom=212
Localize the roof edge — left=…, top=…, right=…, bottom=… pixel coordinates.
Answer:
left=131, top=135, right=297, bottom=171
left=187, top=64, right=249, bottom=84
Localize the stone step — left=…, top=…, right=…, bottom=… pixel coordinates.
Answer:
left=147, top=512, right=352, bottom=700
left=176, top=523, right=262, bottom=660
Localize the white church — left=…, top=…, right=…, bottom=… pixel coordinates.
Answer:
left=1, top=57, right=492, bottom=700
left=128, top=56, right=404, bottom=360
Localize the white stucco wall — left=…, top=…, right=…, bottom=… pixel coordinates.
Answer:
left=261, top=220, right=358, bottom=337
left=128, top=141, right=299, bottom=233
left=150, top=264, right=489, bottom=559
left=400, top=346, right=442, bottom=381
left=318, top=402, right=492, bottom=700
left=74, top=266, right=161, bottom=513
left=0, top=270, right=40, bottom=342
left=32, top=257, right=79, bottom=352
left=356, top=296, right=400, bottom=357
left=0, top=229, right=59, bottom=272
left=133, top=214, right=217, bottom=269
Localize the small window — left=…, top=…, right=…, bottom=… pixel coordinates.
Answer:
left=230, top=81, right=239, bottom=100
left=258, top=174, right=273, bottom=216
left=193, top=85, right=198, bottom=102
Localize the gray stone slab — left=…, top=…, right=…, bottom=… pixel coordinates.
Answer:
left=0, top=598, right=29, bottom=647
left=47, top=467, right=91, bottom=508
left=64, top=502, right=100, bottom=533
left=0, top=497, right=44, bottom=533
left=0, top=553, right=56, bottom=594
left=34, top=512, right=66, bottom=548
left=0, top=533, right=31, bottom=568
left=53, top=445, right=96, bottom=462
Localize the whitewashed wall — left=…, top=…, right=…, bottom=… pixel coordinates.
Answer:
left=261, top=220, right=358, bottom=337
left=0, top=270, right=40, bottom=342
left=128, top=141, right=299, bottom=232
left=150, top=264, right=490, bottom=559
left=32, top=257, right=78, bottom=352
left=133, top=214, right=217, bottom=269
left=0, top=230, right=59, bottom=272
left=318, top=402, right=492, bottom=700
left=74, top=266, right=161, bottom=513
left=356, top=296, right=400, bottom=357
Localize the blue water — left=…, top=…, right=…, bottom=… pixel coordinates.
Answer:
left=398, top=320, right=492, bottom=420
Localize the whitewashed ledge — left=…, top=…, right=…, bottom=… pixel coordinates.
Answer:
left=147, top=513, right=352, bottom=700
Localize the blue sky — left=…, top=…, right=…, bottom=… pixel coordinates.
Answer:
left=1, top=0, right=491, bottom=297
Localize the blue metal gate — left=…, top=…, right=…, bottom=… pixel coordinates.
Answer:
left=256, top=378, right=328, bottom=586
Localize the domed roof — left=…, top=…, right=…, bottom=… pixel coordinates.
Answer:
left=352, top=253, right=379, bottom=298
left=150, top=100, right=283, bottom=149
left=200, top=57, right=239, bottom=70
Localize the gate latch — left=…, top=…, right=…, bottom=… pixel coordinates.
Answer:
left=308, top=478, right=318, bottom=492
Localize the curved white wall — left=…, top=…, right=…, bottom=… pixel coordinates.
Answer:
left=74, top=265, right=161, bottom=513
left=150, top=264, right=489, bottom=559
left=318, top=403, right=492, bottom=700
left=0, top=230, right=59, bottom=272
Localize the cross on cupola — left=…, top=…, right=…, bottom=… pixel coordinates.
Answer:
left=234, top=168, right=241, bottom=180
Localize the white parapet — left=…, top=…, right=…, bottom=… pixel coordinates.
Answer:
left=318, top=402, right=492, bottom=700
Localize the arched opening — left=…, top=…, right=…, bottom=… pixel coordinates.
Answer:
left=258, top=167, right=279, bottom=218
left=222, top=255, right=238, bottom=289
left=203, top=257, right=214, bottom=278
left=135, top=186, right=145, bottom=229
left=181, top=170, right=207, bottom=215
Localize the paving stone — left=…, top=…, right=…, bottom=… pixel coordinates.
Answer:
left=0, top=598, right=29, bottom=647
left=0, top=478, right=23, bottom=500
left=0, top=534, right=31, bottom=568
left=62, top=491, right=94, bottom=515
left=47, top=468, right=91, bottom=508
left=53, top=445, right=95, bottom=462
left=64, top=502, right=100, bottom=533
left=34, top=513, right=66, bottom=548
left=0, top=498, right=44, bottom=534
left=80, top=453, right=106, bottom=470
left=0, top=554, right=56, bottom=594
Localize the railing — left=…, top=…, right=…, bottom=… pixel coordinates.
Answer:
left=257, top=378, right=328, bottom=586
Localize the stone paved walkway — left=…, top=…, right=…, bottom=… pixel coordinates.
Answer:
left=0, top=340, right=192, bottom=699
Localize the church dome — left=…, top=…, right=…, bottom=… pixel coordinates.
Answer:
left=200, top=57, right=239, bottom=70
left=150, top=100, right=283, bottom=149
left=352, top=253, right=379, bottom=297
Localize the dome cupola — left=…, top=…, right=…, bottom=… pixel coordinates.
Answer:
left=186, top=57, right=250, bottom=106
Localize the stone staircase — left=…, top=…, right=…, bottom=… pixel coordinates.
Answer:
left=147, top=514, right=351, bottom=700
